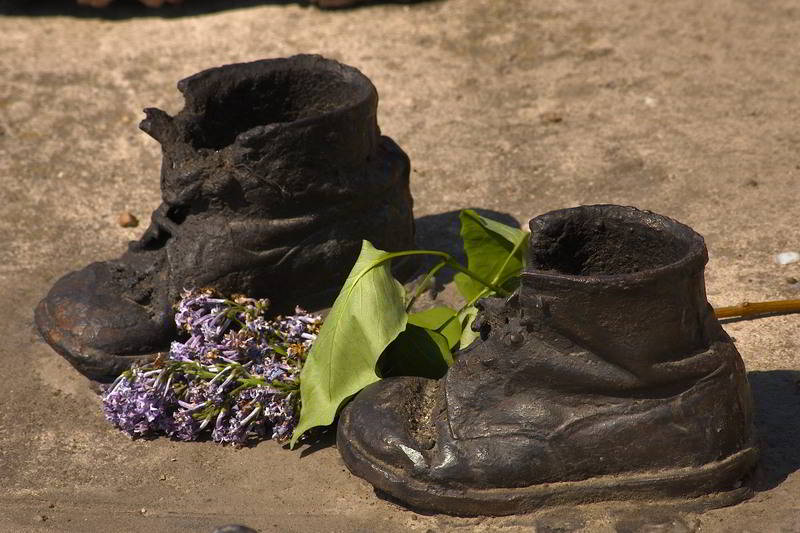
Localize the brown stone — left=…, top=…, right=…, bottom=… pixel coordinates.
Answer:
left=117, top=212, right=138, bottom=228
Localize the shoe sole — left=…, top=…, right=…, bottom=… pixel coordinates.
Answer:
left=338, top=411, right=759, bottom=516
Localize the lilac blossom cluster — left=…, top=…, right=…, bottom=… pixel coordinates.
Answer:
left=102, top=289, right=321, bottom=445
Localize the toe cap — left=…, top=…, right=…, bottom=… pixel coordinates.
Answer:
left=35, top=261, right=173, bottom=380
left=338, top=376, right=437, bottom=475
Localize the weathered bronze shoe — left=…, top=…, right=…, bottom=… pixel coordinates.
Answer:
left=337, top=205, right=757, bottom=516
left=35, top=55, right=415, bottom=381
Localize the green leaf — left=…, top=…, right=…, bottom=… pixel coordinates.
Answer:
left=454, top=210, right=529, bottom=302
left=377, top=324, right=453, bottom=379
left=458, top=305, right=481, bottom=349
left=408, top=306, right=461, bottom=349
left=290, top=241, right=408, bottom=447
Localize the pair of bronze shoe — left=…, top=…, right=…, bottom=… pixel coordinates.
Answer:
left=35, top=56, right=756, bottom=515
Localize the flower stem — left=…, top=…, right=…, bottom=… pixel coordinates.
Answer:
left=368, top=250, right=510, bottom=297
left=489, top=235, right=526, bottom=286
left=714, top=299, right=800, bottom=319
left=405, top=260, right=447, bottom=312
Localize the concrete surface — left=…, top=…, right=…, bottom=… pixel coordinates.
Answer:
left=1, top=0, right=799, bottom=531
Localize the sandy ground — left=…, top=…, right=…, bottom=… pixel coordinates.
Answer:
left=1, top=0, right=799, bottom=531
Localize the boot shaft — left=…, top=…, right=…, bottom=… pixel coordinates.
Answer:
left=139, top=55, right=385, bottom=215
left=131, top=56, right=415, bottom=307
left=520, top=205, right=724, bottom=377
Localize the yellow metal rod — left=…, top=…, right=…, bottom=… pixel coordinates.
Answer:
left=714, top=299, right=800, bottom=319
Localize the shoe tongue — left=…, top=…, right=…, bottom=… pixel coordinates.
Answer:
left=139, top=108, right=178, bottom=144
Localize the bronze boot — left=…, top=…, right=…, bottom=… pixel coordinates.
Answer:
left=337, top=205, right=756, bottom=516
left=35, top=55, right=414, bottom=381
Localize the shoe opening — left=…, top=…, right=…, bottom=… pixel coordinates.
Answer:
left=185, top=66, right=365, bottom=150
left=529, top=209, right=693, bottom=276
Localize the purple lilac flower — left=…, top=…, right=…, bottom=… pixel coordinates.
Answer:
left=211, top=403, right=264, bottom=445
left=103, top=373, right=176, bottom=437
left=265, top=392, right=299, bottom=441
left=169, top=409, right=201, bottom=441
left=102, top=288, right=321, bottom=445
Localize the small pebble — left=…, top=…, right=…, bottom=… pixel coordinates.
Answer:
left=140, top=508, right=147, bottom=515
left=118, top=211, right=139, bottom=228
left=159, top=474, right=167, bottom=481
left=212, top=526, right=258, bottom=533
left=787, top=277, right=798, bottom=285
left=540, top=111, right=563, bottom=124
left=775, top=251, right=800, bottom=265
left=34, top=515, right=47, bottom=522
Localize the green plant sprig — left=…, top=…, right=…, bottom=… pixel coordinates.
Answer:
left=289, top=209, right=529, bottom=447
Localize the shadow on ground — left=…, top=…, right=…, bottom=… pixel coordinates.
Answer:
left=0, top=0, right=434, bottom=19
left=747, top=369, right=800, bottom=491
left=414, top=208, right=522, bottom=286
left=297, top=427, right=336, bottom=457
